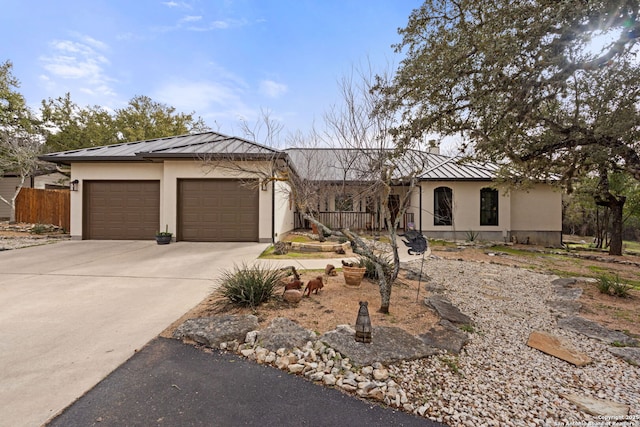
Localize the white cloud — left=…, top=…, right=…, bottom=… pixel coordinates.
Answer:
left=180, top=15, right=202, bottom=24
left=162, top=1, right=192, bottom=8
left=39, top=34, right=116, bottom=100
left=155, top=81, right=244, bottom=112
left=259, top=80, right=288, bottom=98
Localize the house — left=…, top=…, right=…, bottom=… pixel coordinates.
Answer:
left=40, top=131, right=562, bottom=246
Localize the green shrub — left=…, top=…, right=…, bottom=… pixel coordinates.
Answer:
left=597, top=274, right=630, bottom=298
left=30, top=224, right=48, bottom=235
left=611, top=277, right=631, bottom=298
left=596, top=274, right=613, bottom=294
left=216, top=262, right=286, bottom=308
left=465, top=230, right=479, bottom=242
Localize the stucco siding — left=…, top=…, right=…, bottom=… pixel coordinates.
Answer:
left=70, top=160, right=275, bottom=242
left=273, top=180, right=295, bottom=241
left=417, top=181, right=508, bottom=232
left=510, top=184, right=562, bottom=246
left=510, top=184, right=562, bottom=231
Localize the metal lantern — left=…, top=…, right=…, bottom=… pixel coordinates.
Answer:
left=355, top=301, right=372, bottom=343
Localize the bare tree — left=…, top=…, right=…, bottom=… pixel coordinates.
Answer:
left=0, top=130, right=44, bottom=222
left=314, top=63, right=425, bottom=313
left=198, top=66, right=426, bottom=314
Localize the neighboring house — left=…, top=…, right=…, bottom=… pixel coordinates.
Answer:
left=0, top=175, right=27, bottom=220
left=40, top=131, right=562, bottom=246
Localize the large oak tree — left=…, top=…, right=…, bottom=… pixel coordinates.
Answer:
left=377, top=0, right=640, bottom=255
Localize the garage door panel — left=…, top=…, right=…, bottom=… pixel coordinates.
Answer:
left=178, top=179, right=259, bottom=242
left=84, top=181, right=160, bottom=240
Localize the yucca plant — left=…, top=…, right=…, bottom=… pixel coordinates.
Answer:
left=216, top=262, right=286, bottom=308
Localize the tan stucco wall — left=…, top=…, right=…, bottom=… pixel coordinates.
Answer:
left=69, top=160, right=275, bottom=241
left=412, top=181, right=561, bottom=245
left=273, top=180, right=295, bottom=240
left=416, top=181, right=510, bottom=233
left=510, top=184, right=562, bottom=231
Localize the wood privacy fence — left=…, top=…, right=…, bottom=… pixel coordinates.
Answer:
left=16, top=187, right=70, bottom=231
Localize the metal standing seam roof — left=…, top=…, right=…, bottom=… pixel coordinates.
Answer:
left=39, top=131, right=282, bottom=163
left=284, top=148, right=498, bottom=181
left=40, top=132, right=499, bottom=181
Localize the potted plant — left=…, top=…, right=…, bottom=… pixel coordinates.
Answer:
left=155, top=225, right=173, bottom=245
left=342, top=260, right=367, bottom=287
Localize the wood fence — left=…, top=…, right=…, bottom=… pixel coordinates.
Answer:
left=16, top=187, right=70, bottom=231
left=295, top=211, right=415, bottom=231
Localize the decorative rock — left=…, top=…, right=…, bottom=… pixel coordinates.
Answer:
left=257, top=317, right=316, bottom=351
left=288, top=363, right=305, bottom=374
left=560, top=393, right=630, bottom=416
left=309, top=372, right=325, bottom=381
left=322, top=374, right=337, bottom=386
left=526, top=331, right=592, bottom=366
left=419, top=319, right=469, bottom=355
left=283, top=289, right=303, bottom=303
left=368, top=388, right=385, bottom=401
left=608, top=347, right=640, bottom=366
left=558, top=316, right=639, bottom=346
left=275, top=356, right=290, bottom=370
left=172, top=315, right=259, bottom=348
left=245, top=330, right=258, bottom=346
left=425, top=295, right=473, bottom=326
left=372, top=368, right=389, bottom=381
left=240, top=348, right=255, bottom=358
left=320, top=326, right=437, bottom=366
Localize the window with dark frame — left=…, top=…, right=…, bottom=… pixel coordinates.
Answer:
left=434, top=186, right=453, bottom=225
left=480, top=187, right=499, bottom=226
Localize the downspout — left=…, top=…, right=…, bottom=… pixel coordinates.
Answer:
left=419, top=183, right=423, bottom=232
left=271, top=178, right=275, bottom=243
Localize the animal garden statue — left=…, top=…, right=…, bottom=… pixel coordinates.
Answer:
left=304, top=276, right=324, bottom=296
left=355, top=301, right=372, bottom=343
left=402, top=229, right=428, bottom=255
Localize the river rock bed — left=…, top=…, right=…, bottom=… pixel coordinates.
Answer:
left=214, top=258, right=639, bottom=426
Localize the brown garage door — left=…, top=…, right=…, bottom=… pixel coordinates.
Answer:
left=178, top=179, right=259, bottom=242
left=84, top=181, right=160, bottom=240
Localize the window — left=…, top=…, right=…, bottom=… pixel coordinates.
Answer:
left=335, top=194, right=353, bottom=211
left=434, top=187, right=452, bottom=225
left=480, top=187, right=499, bottom=226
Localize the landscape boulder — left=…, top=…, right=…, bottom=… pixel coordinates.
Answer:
left=526, top=330, right=592, bottom=366
left=173, top=315, right=259, bottom=348
left=320, top=325, right=437, bottom=366
left=257, top=317, right=316, bottom=351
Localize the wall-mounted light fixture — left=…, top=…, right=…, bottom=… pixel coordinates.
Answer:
left=70, top=179, right=79, bottom=191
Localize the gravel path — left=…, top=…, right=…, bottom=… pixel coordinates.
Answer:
left=391, top=258, right=639, bottom=426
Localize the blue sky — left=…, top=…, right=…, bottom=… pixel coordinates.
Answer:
left=2, top=1, right=422, bottom=143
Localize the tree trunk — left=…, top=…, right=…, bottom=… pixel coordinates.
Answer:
left=378, top=277, right=390, bottom=314
left=595, top=194, right=626, bottom=256
left=608, top=198, right=625, bottom=256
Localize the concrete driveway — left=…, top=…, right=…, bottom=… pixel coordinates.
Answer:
left=0, top=240, right=267, bottom=427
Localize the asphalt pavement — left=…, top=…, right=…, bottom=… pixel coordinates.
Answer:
left=47, top=337, right=446, bottom=427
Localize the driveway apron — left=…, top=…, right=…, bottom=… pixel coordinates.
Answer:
left=0, top=240, right=267, bottom=427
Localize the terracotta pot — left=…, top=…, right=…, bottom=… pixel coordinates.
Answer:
left=343, top=266, right=366, bottom=287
